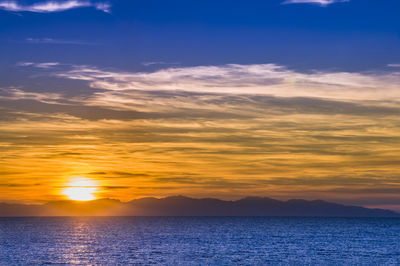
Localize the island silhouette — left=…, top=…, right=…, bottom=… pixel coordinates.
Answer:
left=1, top=196, right=398, bottom=217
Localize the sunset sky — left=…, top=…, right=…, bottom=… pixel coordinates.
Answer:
left=1, top=0, right=400, bottom=210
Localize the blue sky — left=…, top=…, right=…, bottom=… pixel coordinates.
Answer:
left=1, top=0, right=399, bottom=74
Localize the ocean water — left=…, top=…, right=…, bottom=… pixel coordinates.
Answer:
left=1, top=217, right=400, bottom=265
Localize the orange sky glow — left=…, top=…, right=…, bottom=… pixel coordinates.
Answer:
left=1, top=64, right=400, bottom=211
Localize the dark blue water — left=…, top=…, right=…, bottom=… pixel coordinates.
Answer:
left=1, top=217, right=400, bottom=265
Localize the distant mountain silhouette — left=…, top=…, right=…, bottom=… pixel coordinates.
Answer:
left=1, top=196, right=399, bottom=217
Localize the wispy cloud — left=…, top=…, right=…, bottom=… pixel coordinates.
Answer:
left=26, top=37, right=97, bottom=45
left=388, top=64, right=400, bottom=68
left=0, top=87, right=62, bottom=104
left=0, top=0, right=110, bottom=13
left=52, top=63, right=400, bottom=102
left=142, top=61, right=180, bottom=67
left=282, top=0, right=349, bottom=7
left=92, top=2, right=109, bottom=13
left=17, top=61, right=60, bottom=69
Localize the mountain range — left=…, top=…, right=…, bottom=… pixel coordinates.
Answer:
left=1, top=196, right=398, bottom=217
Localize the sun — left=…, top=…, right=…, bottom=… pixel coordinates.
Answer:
left=62, top=177, right=99, bottom=201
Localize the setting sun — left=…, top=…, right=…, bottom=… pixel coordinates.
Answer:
left=62, top=177, right=98, bottom=201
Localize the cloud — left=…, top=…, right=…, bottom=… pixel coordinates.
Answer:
left=16, top=62, right=34, bottom=67
left=5, top=62, right=400, bottom=206
left=15, top=62, right=400, bottom=118
left=0, top=87, right=62, bottom=103
left=17, top=61, right=60, bottom=69
left=0, top=0, right=110, bottom=13
left=282, top=0, right=349, bottom=6
left=54, top=63, right=400, bottom=103
left=142, top=61, right=180, bottom=67
left=388, top=64, right=400, bottom=68
left=26, top=37, right=97, bottom=45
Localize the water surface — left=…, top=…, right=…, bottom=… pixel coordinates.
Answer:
left=1, top=217, right=400, bottom=265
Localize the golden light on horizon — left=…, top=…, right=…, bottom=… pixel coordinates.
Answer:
left=62, top=177, right=99, bottom=201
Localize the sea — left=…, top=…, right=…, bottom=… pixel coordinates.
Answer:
left=1, top=217, right=400, bottom=265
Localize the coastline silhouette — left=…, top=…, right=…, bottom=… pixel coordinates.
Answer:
left=1, top=196, right=398, bottom=217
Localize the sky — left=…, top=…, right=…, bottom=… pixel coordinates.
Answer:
left=1, top=0, right=400, bottom=210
